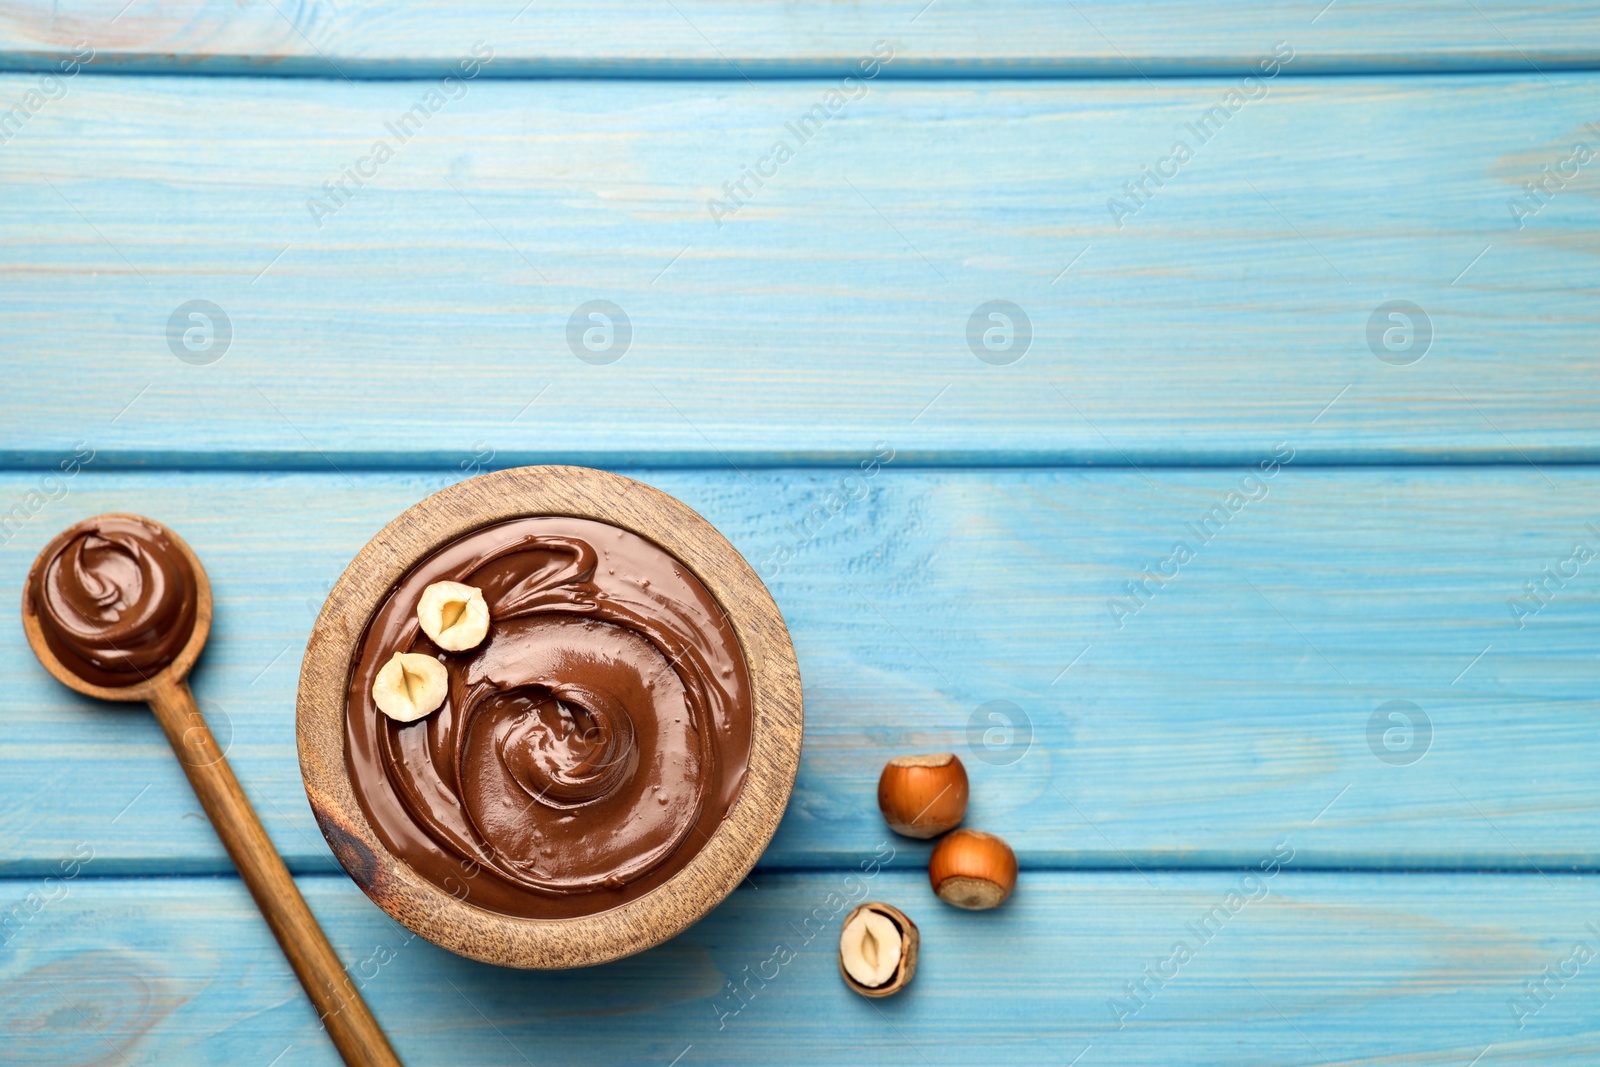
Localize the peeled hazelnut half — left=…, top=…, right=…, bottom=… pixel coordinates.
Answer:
left=928, top=829, right=1017, bottom=910
left=878, top=753, right=969, bottom=839
left=839, top=902, right=918, bottom=998
left=416, top=580, right=490, bottom=651
left=372, top=652, right=449, bottom=722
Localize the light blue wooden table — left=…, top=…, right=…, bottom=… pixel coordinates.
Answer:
left=4, top=3, right=1600, bottom=1063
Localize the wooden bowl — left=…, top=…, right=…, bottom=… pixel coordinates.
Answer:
left=296, top=466, right=802, bottom=968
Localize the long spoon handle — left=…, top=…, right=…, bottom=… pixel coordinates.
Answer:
left=147, top=675, right=403, bottom=1067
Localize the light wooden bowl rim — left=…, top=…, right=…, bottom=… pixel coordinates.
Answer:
left=20, top=513, right=213, bottom=701
left=295, top=466, right=803, bottom=969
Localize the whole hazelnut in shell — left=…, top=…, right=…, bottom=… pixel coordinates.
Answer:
left=928, top=829, right=1017, bottom=910
left=877, top=753, right=968, bottom=839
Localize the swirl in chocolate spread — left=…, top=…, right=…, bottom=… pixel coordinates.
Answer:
left=26, top=516, right=199, bottom=688
left=346, top=517, right=752, bottom=920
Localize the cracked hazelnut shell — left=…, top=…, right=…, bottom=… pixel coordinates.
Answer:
left=838, top=901, right=919, bottom=997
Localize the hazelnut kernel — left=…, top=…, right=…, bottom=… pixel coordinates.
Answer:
left=416, top=580, right=490, bottom=652
left=372, top=651, right=448, bottom=723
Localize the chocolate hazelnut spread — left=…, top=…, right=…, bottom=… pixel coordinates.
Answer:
left=26, top=516, right=199, bottom=688
left=345, top=516, right=752, bottom=919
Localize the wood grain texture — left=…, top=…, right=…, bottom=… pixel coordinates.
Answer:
left=2, top=3, right=1588, bottom=1056
left=298, top=465, right=802, bottom=967
left=1, top=2, right=1597, bottom=76
left=4, top=469, right=1596, bottom=875
left=1, top=75, right=1597, bottom=466
left=3, top=870, right=1598, bottom=1065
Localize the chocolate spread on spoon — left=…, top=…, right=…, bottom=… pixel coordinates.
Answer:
left=26, top=516, right=199, bottom=688
left=345, top=517, right=752, bottom=920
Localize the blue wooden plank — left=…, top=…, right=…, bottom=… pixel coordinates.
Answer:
left=1, top=75, right=1597, bottom=465
left=2, top=870, right=1594, bottom=1064
left=2, top=2, right=1597, bottom=77
left=2, top=469, right=1596, bottom=875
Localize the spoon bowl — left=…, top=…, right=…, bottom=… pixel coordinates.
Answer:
left=21, top=512, right=211, bottom=704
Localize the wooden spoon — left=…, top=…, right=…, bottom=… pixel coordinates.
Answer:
left=22, top=515, right=402, bottom=1067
